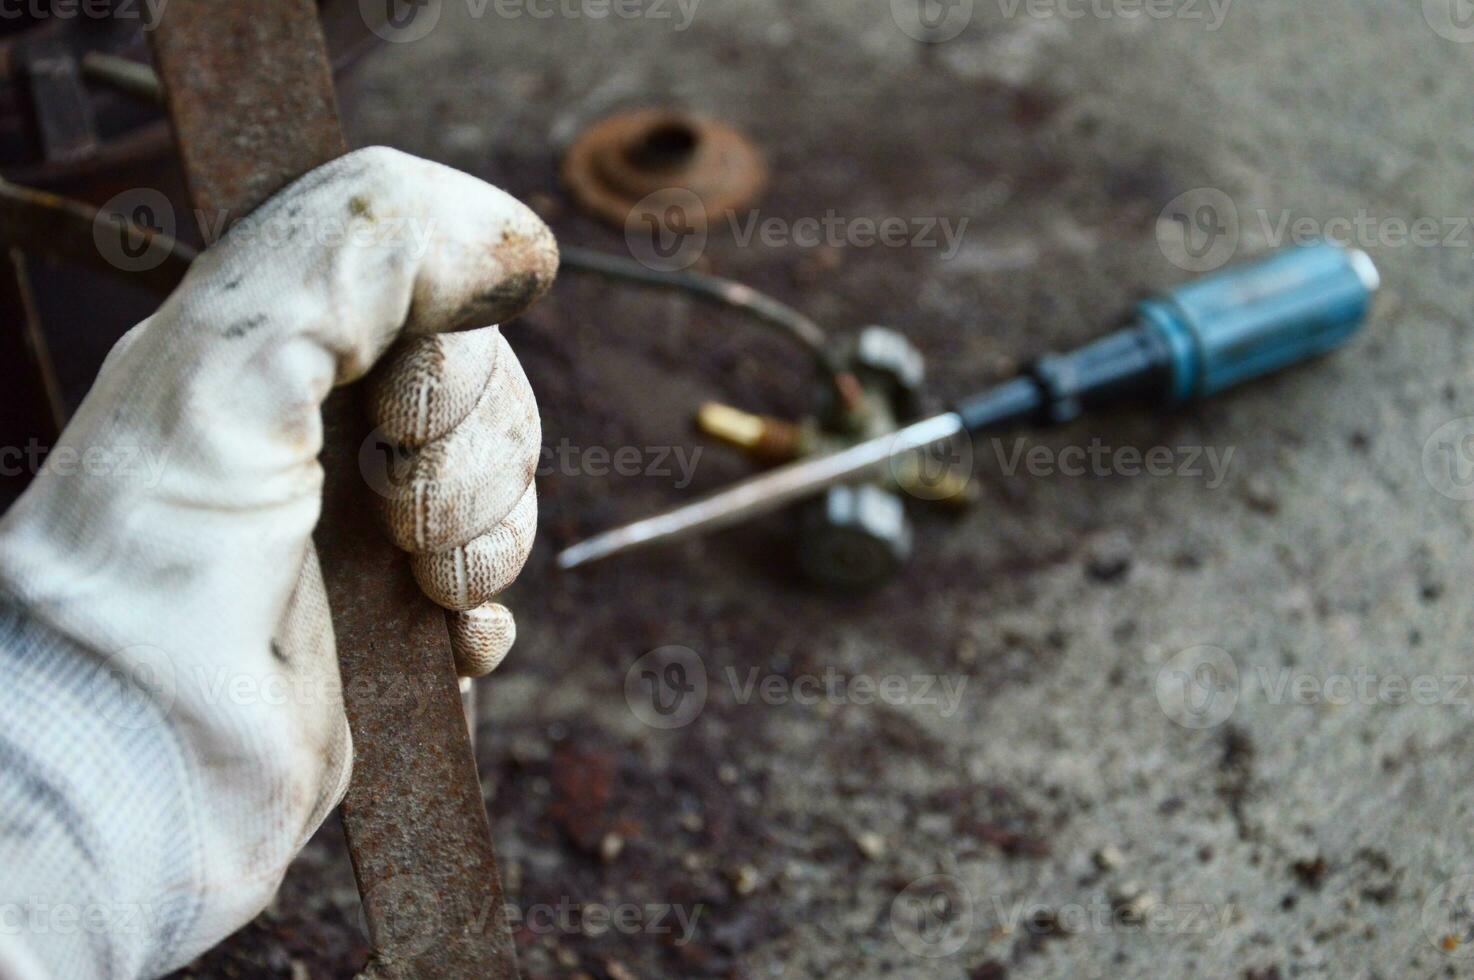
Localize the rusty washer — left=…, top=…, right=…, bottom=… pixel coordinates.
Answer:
left=563, top=108, right=766, bottom=229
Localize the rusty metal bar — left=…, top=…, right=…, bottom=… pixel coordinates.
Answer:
left=148, top=3, right=344, bottom=238
left=147, top=4, right=518, bottom=977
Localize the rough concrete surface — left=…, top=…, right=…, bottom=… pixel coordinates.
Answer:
left=174, top=1, right=1474, bottom=977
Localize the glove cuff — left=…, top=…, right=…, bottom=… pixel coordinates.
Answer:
left=0, top=593, right=204, bottom=978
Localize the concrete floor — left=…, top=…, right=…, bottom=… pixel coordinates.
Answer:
left=180, top=1, right=1474, bottom=977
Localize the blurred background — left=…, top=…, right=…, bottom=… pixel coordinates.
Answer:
left=4, top=0, right=1474, bottom=976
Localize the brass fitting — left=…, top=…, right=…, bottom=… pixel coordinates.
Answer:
left=696, top=402, right=805, bottom=463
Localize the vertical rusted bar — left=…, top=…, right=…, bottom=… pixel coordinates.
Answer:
left=148, top=4, right=518, bottom=977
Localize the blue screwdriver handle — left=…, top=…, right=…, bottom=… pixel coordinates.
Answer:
left=1138, top=242, right=1380, bottom=403
left=952, top=243, right=1380, bottom=433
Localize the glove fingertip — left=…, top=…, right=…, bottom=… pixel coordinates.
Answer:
left=449, top=603, right=516, bottom=678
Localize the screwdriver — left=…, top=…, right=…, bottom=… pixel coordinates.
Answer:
left=558, top=242, right=1380, bottom=570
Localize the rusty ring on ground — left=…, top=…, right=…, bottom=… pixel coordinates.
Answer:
left=562, top=108, right=767, bottom=230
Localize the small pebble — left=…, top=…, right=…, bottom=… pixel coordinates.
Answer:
left=1243, top=475, right=1280, bottom=514
left=1093, top=844, right=1125, bottom=871
left=1085, top=531, right=1133, bottom=583
left=606, top=961, right=638, bottom=980
left=729, top=864, right=762, bottom=896
left=955, top=637, right=979, bottom=665
left=855, top=831, right=887, bottom=860
left=1111, top=880, right=1158, bottom=921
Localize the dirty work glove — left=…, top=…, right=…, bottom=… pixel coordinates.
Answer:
left=0, top=147, right=556, bottom=980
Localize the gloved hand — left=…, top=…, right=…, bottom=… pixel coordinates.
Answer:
left=0, top=147, right=556, bottom=979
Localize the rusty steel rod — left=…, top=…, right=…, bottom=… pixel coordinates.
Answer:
left=147, top=4, right=518, bottom=977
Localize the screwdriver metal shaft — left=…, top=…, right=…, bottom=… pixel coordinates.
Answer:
left=558, top=412, right=967, bottom=569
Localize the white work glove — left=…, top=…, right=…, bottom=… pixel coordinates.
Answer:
left=0, top=147, right=556, bottom=979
